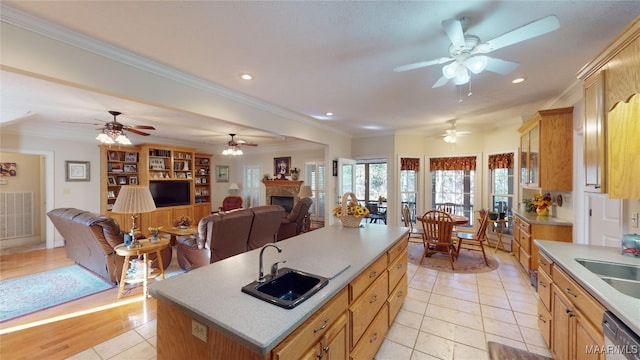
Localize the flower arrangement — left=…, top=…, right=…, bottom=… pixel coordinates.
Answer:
left=332, top=200, right=370, bottom=219
left=532, top=193, right=553, bottom=216
left=148, top=226, right=162, bottom=238
left=173, top=215, right=193, bottom=228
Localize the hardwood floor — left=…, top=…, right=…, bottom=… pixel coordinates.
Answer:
left=0, top=248, right=156, bottom=359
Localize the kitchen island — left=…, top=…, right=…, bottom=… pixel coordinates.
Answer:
left=150, top=223, right=409, bottom=359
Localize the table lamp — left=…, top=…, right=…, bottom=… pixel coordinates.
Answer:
left=228, top=182, right=240, bottom=195
left=112, top=185, right=157, bottom=249
left=299, top=185, right=312, bottom=198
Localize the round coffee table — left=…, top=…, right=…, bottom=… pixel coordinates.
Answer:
left=115, top=238, right=170, bottom=298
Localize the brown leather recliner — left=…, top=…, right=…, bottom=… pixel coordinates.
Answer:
left=47, top=208, right=172, bottom=284
left=177, top=205, right=285, bottom=271
left=219, top=195, right=243, bottom=212
left=277, top=197, right=313, bottom=241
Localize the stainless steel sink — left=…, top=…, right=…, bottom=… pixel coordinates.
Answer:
left=575, top=259, right=640, bottom=281
left=575, top=258, right=640, bottom=299
left=241, top=268, right=329, bottom=309
left=601, top=277, right=640, bottom=299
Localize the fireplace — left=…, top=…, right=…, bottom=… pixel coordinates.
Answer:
left=271, top=196, right=294, bottom=213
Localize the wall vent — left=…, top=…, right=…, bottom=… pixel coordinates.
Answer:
left=0, top=192, right=35, bottom=239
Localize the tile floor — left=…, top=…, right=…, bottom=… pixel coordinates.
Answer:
left=67, top=248, right=552, bottom=360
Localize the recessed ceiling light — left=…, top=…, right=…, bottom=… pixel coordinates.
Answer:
left=240, top=74, right=253, bottom=80
left=512, top=77, right=526, bottom=84
left=325, top=112, right=334, bottom=116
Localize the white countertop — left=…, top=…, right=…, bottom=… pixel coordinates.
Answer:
left=149, top=223, right=409, bottom=355
left=535, top=240, right=640, bottom=336
left=513, top=210, right=573, bottom=226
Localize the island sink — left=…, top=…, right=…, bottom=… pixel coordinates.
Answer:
left=575, top=258, right=640, bottom=299
left=242, top=268, right=329, bottom=309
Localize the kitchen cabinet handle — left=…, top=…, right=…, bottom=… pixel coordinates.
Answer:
left=539, top=281, right=547, bottom=288
left=369, top=271, right=378, bottom=278
left=396, top=263, right=404, bottom=270
left=538, top=315, right=547, bottom=323
left=369, top=332, right=378, bottom=343
left=323, top=346, right=330, bottom=354
left=314, top=318, right=329, bottom=333
left=565, top=288, right=577, bottom=298
left=369, top=295, right=378, bottom=304
left=565, top=309, right=575, bottom=318
left=595, top=185, right=601, bottom=189
left=397, top=291, right=403, bottom=298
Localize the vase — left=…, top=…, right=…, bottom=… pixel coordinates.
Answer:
left=292, top=173, right=299, bottom=180
left=536, top=207, right=549, bottom=216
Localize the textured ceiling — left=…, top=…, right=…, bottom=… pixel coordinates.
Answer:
left=1, top=1, right=639, bottom=147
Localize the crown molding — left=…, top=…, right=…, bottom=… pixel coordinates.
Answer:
left=0, top=4, right=346, bottom=138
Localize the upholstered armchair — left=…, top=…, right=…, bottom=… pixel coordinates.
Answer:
left=277, top=197, right=313, bottom=241
left=219, top=195, right=243, bottom=212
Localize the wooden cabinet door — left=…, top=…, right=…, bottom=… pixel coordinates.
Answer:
left=322, top=314, right=348, bottom=360
left=551, top=285, right=572, bottom=360
left=584, top=71, right=606, bottom=193
left=607, top=93, right=640, bottom=199
left=528, top=124, right=540, bottom=187
left=574, top=311, right=604, bottom=360
left=520, top=132, right=529, bottom=185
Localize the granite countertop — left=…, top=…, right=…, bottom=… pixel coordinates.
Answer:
left=149, top=223, right=408, bottom=355
left=513, top=209, right=573, bottom=226
left=535, top=240, right=640, bottom=336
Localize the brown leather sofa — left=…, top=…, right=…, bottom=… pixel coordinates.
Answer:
left=177, top=205, right=285, bottom=271
left=47, top=208, right=172, bottom=284
left=277, top=197, right=313, bottom=241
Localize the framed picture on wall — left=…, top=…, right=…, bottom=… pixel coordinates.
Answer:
left=215, top=165, right=229, bottom=183
left=274, top=157, right=291, bottom=176
left=118, top=176, right=127, bottom=185
left=129, top=176, right=138, bottom=185
left=65, top=160, right=90, bottom=181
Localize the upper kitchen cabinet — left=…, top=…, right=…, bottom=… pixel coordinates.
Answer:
left=583, top=71, right=607, bottom=193
left=578, top=17, right=640, bottom=198
left=519, top=107, right=574, bottom=191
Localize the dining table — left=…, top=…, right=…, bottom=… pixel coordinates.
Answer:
left=416, top=212, right=469, bottom=252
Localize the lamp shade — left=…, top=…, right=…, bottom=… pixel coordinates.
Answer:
left=111, top=186, right=156, bottom=214
left=299, top=185, right=312, bottom=198
left=228, top=182, right=240, bottom=190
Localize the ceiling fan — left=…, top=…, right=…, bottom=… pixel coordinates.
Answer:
left=394, top=15, right=560, bottom=88
left=222, top=133, right=257, bottom=155
left=64, top=110, right=156, bottom=145
left=441, top=120, right=470, bottom=143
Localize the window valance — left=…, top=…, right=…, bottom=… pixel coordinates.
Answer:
left=429, top=156, right=476, bottom=171
left=400, top=158, right=420, bottom=171
left=488, top=152, right=514, bottom=169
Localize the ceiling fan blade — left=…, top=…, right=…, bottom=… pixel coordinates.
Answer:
left=238, top=143, right=258, bottom=147
left=62, top=121, right=104, bottom=126
left=432, top=76, right=450, bottom=88
left=477, top=15, right=560, bottom=53
left=124, top=128, right=151, bottom=136
left=484, top=57, right=520, bottom=75
left=393, top=57, right=453, bottom=72
left=126, top=125, right=156, bottom=130
left=442, top=18, right=466, bottom=49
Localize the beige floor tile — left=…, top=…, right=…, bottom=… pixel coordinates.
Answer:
left=481, top=304, right=517, bottom=324
left=414, top=332, right=454, bottom=359
left=375, top=339, right=414, bottom=360
left=386, top=322, right=420, bottom=348
left=520, top=326, right=548, bottom=348
left=434, top=278, right=478, bottom=293
left=410, top=350, right=441, bottom=360
left=479, top=293, right=512, bottom=310
left=476, top=277, right=503, bottom=289
left=394, top=309, right=425, bottom=329
left=476, top=271, right=502, bottom=281
left=526, top=343, right=553, bottom=358
left=483, top=317, right=524, bottom=342
left=93, top=330, right=146, bottom=359
left=410, top=277, right=436, bottom=292
left=485, top=334, right=528, bottom=351
left=134, top=319, right=157, bottom=339
left=509, top=299, right=538, bottom=315
left=514, top=311, right=539, bottom=329
left=507, top=289, right=537, bottom=304
left=406, top=287, right=431, bottom=303
left=428, top=293, right=481, bottom=316
left=420, top=317, right=486, bottom=351
left=420, top=316, right=455, bottom=339
left=425, top=304, right=484, bottom=331
left=65, top=348, right=102, bottom=360
left=402, top=297, right=428, bottom=315
left=147, top=335, right=157, bottom=349
left=453, top=342, right=489, bottom=360
left=431, top=285, right=479, bottom=303
left=478, top=285, right=506, bottom=297
left=109, top=340, right=156, bottom=360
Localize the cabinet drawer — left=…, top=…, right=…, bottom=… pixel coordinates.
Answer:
left=552, top=266, right=605, bottom=330
left=349, top=255, right=386, bottom=302
left=538, top=269, right=553, bottom=311
left=519, top=248, right=531, bottom=273
left=350, top=303, right=388, bottom=360
left=387, top=250, right=407, bottom=291
left=538, top=251, right=553, bottom=275
left=519, top=219, right=531, bottom=234
left=520, top=231, right=531, bottom=253
left=273, top=288, right=348, bottom=360
left=387, top=274, right=407, bottom=326
left=387, top=237, right=408, bottom=264
left=349, top=271, right=388, bottom=347
left=512, top=240, right=521, bottom=260
left=537, top=299, right=552, bottom=347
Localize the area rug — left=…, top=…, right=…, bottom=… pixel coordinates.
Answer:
left=0, top=265, right=113, bottom=322
left=407, top=242, right=499, bottom=273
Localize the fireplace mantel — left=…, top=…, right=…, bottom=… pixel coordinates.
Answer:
left=262, top=180, right=304, bottom=188
left=263, top=180, right=304, bottom=209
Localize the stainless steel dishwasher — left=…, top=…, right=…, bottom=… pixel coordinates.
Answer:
left=602, top=311, right=640, bottom=360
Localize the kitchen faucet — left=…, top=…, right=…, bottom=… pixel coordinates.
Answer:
left=258, top=243, right=282, bottom=283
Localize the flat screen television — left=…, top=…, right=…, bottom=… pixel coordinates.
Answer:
left=149, top=181, right=191, bottom=208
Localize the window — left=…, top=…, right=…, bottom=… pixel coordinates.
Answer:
left=243, top=166, right=261, bottom=207
left=400, top=157, right=420, bottom=222
left=354, top=160, right=387, bottom=203
left=430, top=156, right=476, bottom=226
left=488, top=152, right=515, bottom=234
left=305, top=162, right=325, bottom=221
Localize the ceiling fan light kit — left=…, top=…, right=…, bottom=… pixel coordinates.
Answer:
left=87, top=110, right=154, bottom=145
left=221, top=133, right=257, bottom=156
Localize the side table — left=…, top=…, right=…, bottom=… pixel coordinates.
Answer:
left=115, top=238, right=170, bottom=298
left=158, top=226, right=198, bottom=246
left=487, top=219, right=508, bottom=253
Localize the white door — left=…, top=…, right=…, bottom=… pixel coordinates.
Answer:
left=337, top=158, right=356, bottom=200
left=587, top=195, right=621, bottom=247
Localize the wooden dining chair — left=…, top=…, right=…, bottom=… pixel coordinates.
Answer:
left=402, top=204, right=425, bottom=243
left=419, top=210, right=456, bottom=270
left=456, top=209, right=490, bottom=265
left=436, top=202, right=461, bottom=239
